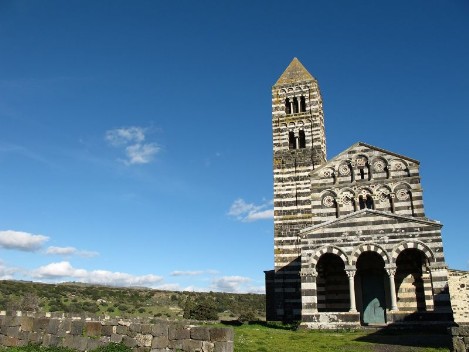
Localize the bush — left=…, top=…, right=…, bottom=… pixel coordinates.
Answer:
left=238, top=309, right=257, bottom=323
left=184, top=301, right=218, bottom=321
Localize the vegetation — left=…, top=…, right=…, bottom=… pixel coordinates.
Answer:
left=0, top=280, right=265, bottom=321
left=232, top=323, right=450, bottom=352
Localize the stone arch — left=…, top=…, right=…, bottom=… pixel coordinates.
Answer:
left=337, top=161, right=354, bottom=183
left=376, top=185, right=393, bottom=212
left=354, top=154, right=370, bottom=180
left=391, top=241, right=435, bottom=265
left=370, top=156, right=389, bottom=178
left=357, top=187, right=374, bottom=210
left=390, top=158, right=410, bottom=177
left=393, top=182, right=415, bottom=216
left=392, top=181, right=412, bottom=193
left=310, top=245, right=349, bottom=267
left=338, top=188, right=357, bottom=213
left=351, top=243, right=390, bottom=266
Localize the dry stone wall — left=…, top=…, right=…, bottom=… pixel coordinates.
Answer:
left=449, top=270, right=469, bottom=324
left=0, top=311, right=233, bottom=352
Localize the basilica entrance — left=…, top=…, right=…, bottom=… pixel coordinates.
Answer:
left=356, top=251, right=386, bottom=325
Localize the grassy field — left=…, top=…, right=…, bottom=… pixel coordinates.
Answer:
left=232, top=323, right=451, bottom=352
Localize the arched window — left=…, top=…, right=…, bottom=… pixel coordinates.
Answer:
left=359, top=168, right=365, bottom=180
left=300, top=96, right=306, bottom=112
left=292, top=97, right=299, bottom=114
left=365, top=195, right=374, bottom=209
left=298, top=130, right=306, bottom=148
left=288, top=131, right=296, bottom=149
left=285, top=98, right=291, bottom=114
left=359, top=196, right=366, bottom=210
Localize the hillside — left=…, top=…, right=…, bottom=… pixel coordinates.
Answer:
left=0, top=280, right=265, bottom=321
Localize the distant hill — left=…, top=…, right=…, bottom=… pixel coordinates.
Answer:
left=0, top=280, right=265, bottom=321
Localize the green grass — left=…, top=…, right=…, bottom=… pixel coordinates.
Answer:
left=232, top=323, right=451, bottom=352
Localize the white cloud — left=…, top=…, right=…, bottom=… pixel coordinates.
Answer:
left=0, top=260, right=19, bottom=280
left=32, top=261, right=163, bottom=287
left=227, top=199, right=274, bottom=222
left=156, top=283, right=182, bottom=291
left=105, top=127, right=145, bottom=146
left=210, top=276, right=265, bottom=294
left=183, top=285, right=209, bottom=292
left=125, top=143, right=160, bottom=165
left=46, top=246, right=99, bottom=258
left=46, top=246, right=76, bottom=255
left=0, top=230, right=49, bottom=251
left=170, top=269, right=219, bottom=277
left=105, top=126, right=160, bottom=165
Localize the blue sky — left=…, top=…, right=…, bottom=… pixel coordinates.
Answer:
left=1, top=1, right=468, bottom=293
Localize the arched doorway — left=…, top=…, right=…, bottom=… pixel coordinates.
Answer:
left=395, top=249, right=430, bottom=312
left=316, top=253, right=349, bottom=312
left=356, top=251, right=386, bottom=324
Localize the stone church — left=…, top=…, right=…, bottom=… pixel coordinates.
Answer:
left=264, top=58, right=453, bottom=327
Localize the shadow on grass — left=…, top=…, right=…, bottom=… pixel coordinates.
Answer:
left=220, top=320, right=300, bottom=331
left=355, top=326, right=452, bottom=349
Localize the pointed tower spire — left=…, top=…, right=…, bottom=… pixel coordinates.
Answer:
left=274, top=57, right=315, bottom=86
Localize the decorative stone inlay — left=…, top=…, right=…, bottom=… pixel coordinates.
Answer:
left=396, top=189, right=409, bottom=201
left=338, top=164, right=350, bottom=176
left=322, top=169, right=333, bottom=178
left=377, top=189, right=390, bottom=202
left=373, top=160, right=385, bottom=172
left=356, top=157, right=366, bottom=167
left=393, top=160, right=404, bottom=170
left=322, top=195, right=335, bottom=207
left=340, top=192, right=353, bottom=205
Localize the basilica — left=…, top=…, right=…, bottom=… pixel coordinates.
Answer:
left=264, top=58, right=453, bottom=327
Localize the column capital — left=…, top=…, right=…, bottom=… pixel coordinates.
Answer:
left=345, top=267, right=356, bottom=278
left=385, top=265, right=397, bottom=277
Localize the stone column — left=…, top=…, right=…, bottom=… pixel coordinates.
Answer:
left=386, top=266, right=398, bottom=311
left=390, top=193, right=395, bottom=213
left=346, top=269, right=357, bottom=312
left=300, top=268, right=318, bottom=316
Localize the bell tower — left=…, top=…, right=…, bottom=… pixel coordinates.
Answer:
left=266, top=58, right=327, bottom=321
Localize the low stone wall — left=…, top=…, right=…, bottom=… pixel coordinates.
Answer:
left=448, top=270, right=469, bottom=324
left=0, top=311, right=233, bottom=352
left=450, top=325, right=469, bottom=352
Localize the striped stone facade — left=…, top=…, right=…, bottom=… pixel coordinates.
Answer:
left=265, top=58, right=453, bottom=327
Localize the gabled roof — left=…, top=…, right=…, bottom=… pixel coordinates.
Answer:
left=274, top=58, right=315, bottom=86
left=312, top=141, right=420, bottom=175
left=300, top=209, right=442, bottom=236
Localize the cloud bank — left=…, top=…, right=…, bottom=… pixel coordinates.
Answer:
left=32, top=261, right=163, bottom=287
left=46, top=246, right=99, bottom=258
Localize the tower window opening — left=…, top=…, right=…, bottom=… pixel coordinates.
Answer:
left=300, top=96, right=306, bottom=112
left=289, top=131, right=297, bottom=149
left=285, top=98, right=291, bottom=114
left=359, top=168, right=365, bottom=180
left=359, top=196, right=366, bottom=210
left=366, top=195, right=374, bottom=209
left=292, top=97, right=299, bottom=114
left=298, top=130, right=306, bottom=148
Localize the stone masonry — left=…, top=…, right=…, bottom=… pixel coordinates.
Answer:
left=265, top=58, right=455, bottom=327
left=0, top=311, right=233, bottom=352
